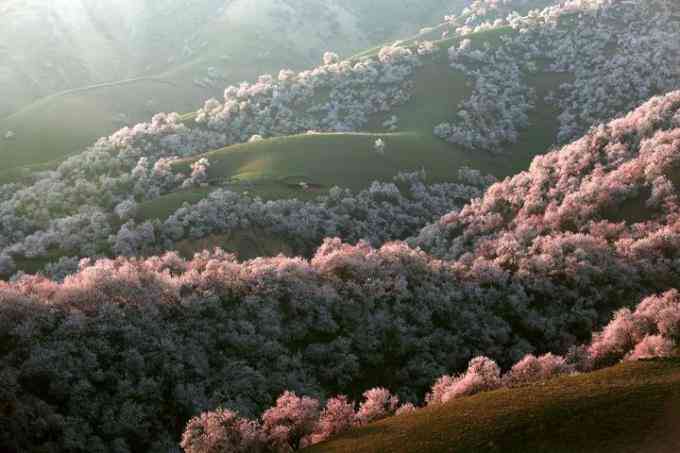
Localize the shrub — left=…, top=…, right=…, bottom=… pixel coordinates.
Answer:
left=427, top=357, right=502, bottom=405
left=261, top=392, right=320, bottom=451
left=307, top=396, right=356, bottom=445
left=355, top=388, right=399, bottom=424
left=504, top=353, right=574, bottom=385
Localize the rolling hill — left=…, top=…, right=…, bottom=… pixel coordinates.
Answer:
left=149, top=27, right=567, bottom=216
left=0, top=0, right=462, bottom=184
left=138, top=0, right=678, bottom=222
left=1, top=0, right=679, bottom=278
left=304, top=358, right=680, bottom=453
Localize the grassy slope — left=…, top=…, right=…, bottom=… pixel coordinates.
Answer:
left=139, top=27, right=570, bottom=221
left=0, top=79, right=184, bottom=184
left=306, top=358, right=680, bottom=453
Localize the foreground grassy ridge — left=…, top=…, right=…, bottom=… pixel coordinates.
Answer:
left=305, top=358, right=680, bottom=453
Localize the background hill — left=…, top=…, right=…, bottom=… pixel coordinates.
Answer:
left=0, top=0, right=461, bottom=181
left=2, top=0, right=678, bottom=278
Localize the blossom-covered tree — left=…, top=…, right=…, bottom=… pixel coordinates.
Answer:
left=261, top=392, right=320, bottom=451
left=307, top=396, right=356, bottom=445
left=181, top=409, right=266, bottom=453
left=355, top=388, right=399, bottom=424
left=426, top=356, right=502, bottom=405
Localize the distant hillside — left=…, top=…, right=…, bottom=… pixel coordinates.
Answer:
left=0, top=0, right=460, bottom=177
left=0, top=0, right=458, bottom=117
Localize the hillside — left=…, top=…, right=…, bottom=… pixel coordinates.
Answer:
left=2, top=0, right=677, bottom=278
left=3, top=90, right=680, bottom=452
left=4, top=2, right=680, bottom=452
left=0, top=0, right=460, bottom=183
left=305, top=358, right=680, bottom=453
left=156, top=29, right=566, bottom=208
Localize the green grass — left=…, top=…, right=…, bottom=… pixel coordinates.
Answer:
left=305, top=358, right=680, bottom=453
left=137, top=131, right=465, bottom=220
left=136, top=188, right=214, bottom=223
left=0, top=78, right=189, bottom=185
left=136, top=131, right=456, bottom=221
left=174, top=229, right=293, bottom=261
left=184, top=132, right=449, bottom=188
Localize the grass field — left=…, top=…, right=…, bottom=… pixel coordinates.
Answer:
left=306, top=358, right=680, bottom=453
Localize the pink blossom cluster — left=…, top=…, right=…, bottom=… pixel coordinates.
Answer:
left=181, top=388, right=403, bottom=452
